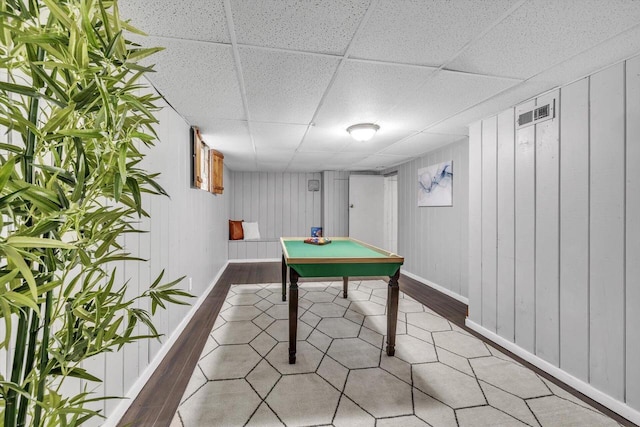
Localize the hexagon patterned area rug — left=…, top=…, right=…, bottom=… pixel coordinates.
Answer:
left=170, top=281, right=620, bottom=427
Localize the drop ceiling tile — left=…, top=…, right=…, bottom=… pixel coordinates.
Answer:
left=351, top=154, right=412, bottom=170
left=314, top=60, right=436, bottom=129
left=290, top=151, right=338, bottom=163
left=382, top=133, right=467, bottom=157
left=448, top=0, right=640, bottom=79
left=257, top=162, right=292, bottom=172
left=239, top=47, right=340, bottom=124
left=528, top=25, right=640, bottom=88
left=230, top=0, right=369, bottom=55
left=200, top=120, right=254, bottom=170
left=323, top=152, right=368, bottom=166
left=384, top=70, right=519, bottom=130
left=350, top=0, right=519, bottom=66
left=120, top=0, right=230, bottom=42
left=288, top=151, right=340, bottom=172
left=141, top=37, right=245, bottom=123
left=339, top=123, right=417, bottom=155
left=256, top=148, right=295, bottom=163
left=251, top=123, right=308, bottom=151
left=425, top=80, right=557, bottom=134
left=297, top=126, right=352, bottom=153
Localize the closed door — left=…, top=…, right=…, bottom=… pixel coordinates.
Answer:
left=349, top=174, right=384, bottom=249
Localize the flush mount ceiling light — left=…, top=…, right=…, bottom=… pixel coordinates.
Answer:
left=346, top=123, right=380, bottom=142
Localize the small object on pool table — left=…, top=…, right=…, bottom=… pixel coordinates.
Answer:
left=304, top=237, right=331, bottom=245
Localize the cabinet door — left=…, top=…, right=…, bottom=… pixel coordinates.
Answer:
left=210, top=149, right=224, bottom=194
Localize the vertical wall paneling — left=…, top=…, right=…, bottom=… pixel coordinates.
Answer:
left=496, top=108, right=516, bottom=341
left=229, top=171, right=322, bottom=259
left=589, top=63, right=625, bottom=400
left=0, top=87, right=231, bottom=424
left=459, top=144, right=469, bottom=297
left=383, top=139, right=468, bottom=300
left=292, top=173, right=300, bottom=235
left=481, top=116, right=498, bottom=332
left=468, top=122, right=483, bottom=321
left=267, top=173, right=276, bottom=238
left=469, top=55, right=640, bottom=420
left=282, top=173, right=292, bottom=236
left=559, top=77, right=590, bottom=381
left=514, top=99, right=536, bottom=353
left=275, top=173, right=283, bottom=238
left=260, top=172, right=268, bottom=238
left=626, top=55, right=640, bottom=410
left=534, top=90, right=560, bottom=366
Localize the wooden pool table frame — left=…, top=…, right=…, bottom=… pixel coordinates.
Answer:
left=281, top=237, right=404, bottom=364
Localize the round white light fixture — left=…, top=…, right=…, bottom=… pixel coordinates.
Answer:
left=346, top=123, right=380, bottom=142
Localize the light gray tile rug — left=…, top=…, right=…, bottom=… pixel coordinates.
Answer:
left=170, top=281, right=621, bottom=427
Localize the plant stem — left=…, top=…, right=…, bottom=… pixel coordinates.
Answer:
left=33, top=290, right=52, bottom=427
left=4, top=311, right=29, bottom=427
left=16, top=304, right=41, bottom=426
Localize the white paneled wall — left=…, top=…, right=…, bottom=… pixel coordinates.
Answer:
left=0, top=84, right=230, bottom=424
left=626, top=55, right=640, bottom=411
left=228, top=171, right=322, bottom=259
left=468, top=56, right=640, bottom=422
left=389, top=139, right=469, bottom=299
left=99, top=95, right=229, bottom=423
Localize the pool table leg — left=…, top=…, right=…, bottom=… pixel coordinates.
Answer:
left=281, top=254, right=287, bottom=302
left=386, top=268, right=401, bottom=357
left=288, top=268, right=299, bottom=364
left=342, top=277, right=348, bottom=298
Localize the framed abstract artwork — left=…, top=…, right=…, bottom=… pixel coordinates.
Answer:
left=417, top=161, right=453, bottom=207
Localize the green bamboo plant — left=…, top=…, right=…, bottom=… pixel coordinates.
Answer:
left=0, top=0, right=191, bottom=425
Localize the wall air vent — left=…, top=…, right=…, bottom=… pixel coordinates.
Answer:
left=518, top=111, right=533, bottom=127
left=535, top=104, right=549, bottom=120
left=516, top=98, right=556, bottom=129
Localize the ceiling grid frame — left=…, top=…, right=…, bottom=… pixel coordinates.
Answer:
left=223, top=0, right=258, bottom=169
left=284, top=0, right=382, bottom=171
left=119, top=0, right=640, bottom=172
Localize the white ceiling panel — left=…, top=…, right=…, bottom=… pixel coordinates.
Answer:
left=200, top=120, right=254, bottom=170
left=256, top=148, right=295, bottom=163
left=350, top=0, right=519, bottom=66
left=230, top=0, right=369, bottom=55
left=297, top=126, right=353, bottom=153
left=382, top=132, right=467, bottom=157
left=448, top=0, right=640, bottom=79
left=256, top=162, right=293, bottom=172
left=288, top=151, right=340, bottom=172
left=239, top=47, right=340, bottom=123
left=528, top=25, right=640, bottom=88
left=384, top=70, right=519, bottom=130
left=314, top=60, right=436, bottom=129
left=425, top=80, right=557, bottom=135
left=120, top=0, right=230, bottom=42
left=256, top=148, right=293, bottom=171
left=142, top=37, right=245, bottom=128
left=121, top=1, right=640, bottom=173
left=339, top=123, right=417, bottom=155
left=351, top=154, right=411, bottom=170
left=251, top=123, right=308, bottom=151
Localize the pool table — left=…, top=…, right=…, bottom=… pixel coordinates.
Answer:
left=280, top=237, right=404, bottom=364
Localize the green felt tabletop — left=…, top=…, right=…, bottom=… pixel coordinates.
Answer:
left=283, top=239, right=387, bottom=259
left=281, top=238, right=402, bottom=278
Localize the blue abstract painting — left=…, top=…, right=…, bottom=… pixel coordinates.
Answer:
left=417, top=161, right=453, bottom=206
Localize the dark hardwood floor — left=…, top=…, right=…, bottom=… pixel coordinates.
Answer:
left=117, top=262, right=636, bottom=427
